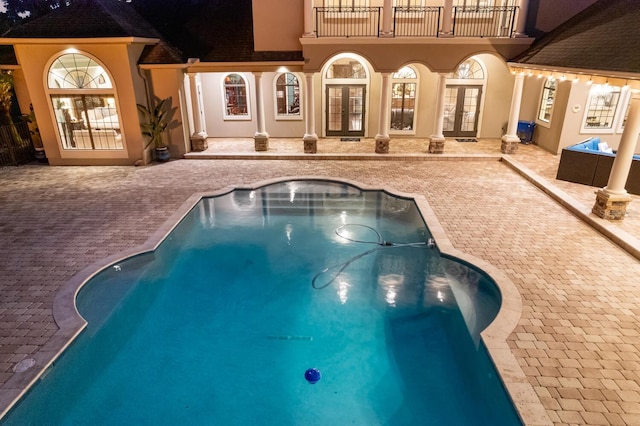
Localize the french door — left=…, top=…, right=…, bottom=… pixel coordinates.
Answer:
left=443, top=85, right=482, bottom=138
left=326, top=85, right=366, bottom=137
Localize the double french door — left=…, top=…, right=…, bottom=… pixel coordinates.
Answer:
left=443, top=85, right=482, bottom=138
left=326, top=85, right=366, bottom=137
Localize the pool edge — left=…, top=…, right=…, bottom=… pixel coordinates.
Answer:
left=0, top=176, right=552, bottom=425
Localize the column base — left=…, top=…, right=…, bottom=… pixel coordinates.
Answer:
left=303, top=134, right=318, bottom=154
left=501, top=135, right=520, bottom=154
left=190, top=135, right=208, bottom=152
left=375, top=135, right=390, bottom=154
left=429, top=136, right=445, bottom=154
left=254, top=134, right=269, bottom=152
left=438, top=31, right=454, bottom=38
left=592, top=189, right=632, bottom=220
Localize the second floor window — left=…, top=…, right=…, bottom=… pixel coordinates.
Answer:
left=538, top=78, right=556, bottom=123
left=395, top=0, right=423, bottom=7
left=325, top=0, right=367, bottom=10
left=455, top=0, right=494, bottom=8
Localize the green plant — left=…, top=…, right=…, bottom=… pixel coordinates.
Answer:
left=0, top=72, right=27, bottom=162
left=24, top=104, right=43, bottom=149
left=137, top=96, right=176, bottom=149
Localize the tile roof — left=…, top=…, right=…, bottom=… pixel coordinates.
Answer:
left=513, top=0, right=640, bottom=75
left=134, top=0, right=303, bottom=64
left=0, top=0, right=303, bottom=65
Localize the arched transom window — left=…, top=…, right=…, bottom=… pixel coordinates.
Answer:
left=275, top=73, right=300, bottom=118
left=447, top=58, right=485, bottom=80
left=326, top=58, right=367, bottom=79
left=48, top=53, right=122, bottom=151
left=390, top=66, right=417, bottom=131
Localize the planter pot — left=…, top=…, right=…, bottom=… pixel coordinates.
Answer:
left=155, top=147, right=170, bottom=162
left=34, top=148, right=48, bottom=163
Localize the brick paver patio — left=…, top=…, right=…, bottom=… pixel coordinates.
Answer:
left=2, top=137, right=640, bottom=424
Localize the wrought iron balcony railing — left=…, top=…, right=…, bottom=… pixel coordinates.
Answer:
left=452, top=6, right=518, bottom=37
left=393, top=7, right=442, bottom=38
left=313, top=6, right=519, bottom=38
left=315, top=7, right=382, bottom=38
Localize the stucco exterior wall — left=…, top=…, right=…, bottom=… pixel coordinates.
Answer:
left=200, top=72, right=307, bottom=139
left=478, top=54, right=514, bottom=138
left=252, top=0, right=303, bottom=52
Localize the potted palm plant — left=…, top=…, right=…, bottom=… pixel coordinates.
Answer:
left=25, top=104, right=46, bottom=162
left=137, top=96, right=175, bottom=162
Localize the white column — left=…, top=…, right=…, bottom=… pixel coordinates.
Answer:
left=303, top=0, right=315, bottom=37
left=604, top=94, right=640, bottom=195
left=188, top=73, right=207, bottom=139
left=303, top=73, right=317, bottom=142
left=503, top=73, right=525, bottom=142
left=431, top=74, right=447, bottom=140
left=303, top=73, right=317, bottom=153
left=253, top=72, right=269, bottom=151
left=380, top=0, right=394, bottom=37
left=514, top=0, right=529, bottom=37
left=441, top=0, right=453, bottom=37
left=375, top=72, right=392, bottom=153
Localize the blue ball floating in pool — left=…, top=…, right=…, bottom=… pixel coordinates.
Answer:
left=305, top=368, right=321, bottom=384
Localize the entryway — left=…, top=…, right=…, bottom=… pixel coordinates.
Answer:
left=443, top=85, right=482, bottom=138
left=326, top=85, right=366, bottom=137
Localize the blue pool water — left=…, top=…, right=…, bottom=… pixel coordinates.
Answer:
left=3, top=181, right=522, bottom=425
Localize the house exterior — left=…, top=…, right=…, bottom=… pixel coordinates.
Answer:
left=512, top=0, right=640, bottom=154
left=0, top=0, right=628, bottom=167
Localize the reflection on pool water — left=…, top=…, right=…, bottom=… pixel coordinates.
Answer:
left=3, top=180, right=522, bottom=425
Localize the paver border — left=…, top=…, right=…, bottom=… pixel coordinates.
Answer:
left=0, top=175, right=550, bottom=425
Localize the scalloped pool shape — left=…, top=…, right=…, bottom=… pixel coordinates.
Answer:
left=2, top=180, right=522, bottom=425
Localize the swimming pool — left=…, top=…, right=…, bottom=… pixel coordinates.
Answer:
left=2, top=180, right=522, bottom=425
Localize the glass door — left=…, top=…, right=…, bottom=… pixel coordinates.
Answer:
left=443, top=85, right=482, bottom=137
left=326, top=85, right=366, bottom=137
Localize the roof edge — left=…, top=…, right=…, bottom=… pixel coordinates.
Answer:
left=0, top=37, right=160, bottom=45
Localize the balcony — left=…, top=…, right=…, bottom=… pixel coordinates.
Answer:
left=314, top=6, right=519, bottom=38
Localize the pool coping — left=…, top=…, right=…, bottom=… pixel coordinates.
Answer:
left=0, top=175, right=551, bottom=425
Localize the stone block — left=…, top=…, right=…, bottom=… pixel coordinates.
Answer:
left=592, top=190, right=632, bottom=220
left=254, top=136, right=268, bottom=152
left=191, top=137, right=208, bottom=152
left=429, top=140, right=445, bottom=154
left=304, top=140, right=317, bottom=154
left=501, top=140, right=519, bottom=154
left=375, top=139, right=389, bottom=154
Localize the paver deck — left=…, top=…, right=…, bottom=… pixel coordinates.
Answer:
left=2, top=137, right=640, bottom=424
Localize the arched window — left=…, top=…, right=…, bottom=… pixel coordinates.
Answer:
left=224, top=74, right=249, bottom=118
left=390, top=66, right=417, bottom=131
left=447, top=58, right=485, bottom=80
left=538, top=78, right=556, bottom=123
left=275, top=73, right=301, bottom=118
left=48, top=53, right=122, bottom=151
left=326, top=58, right=367, bottom=79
